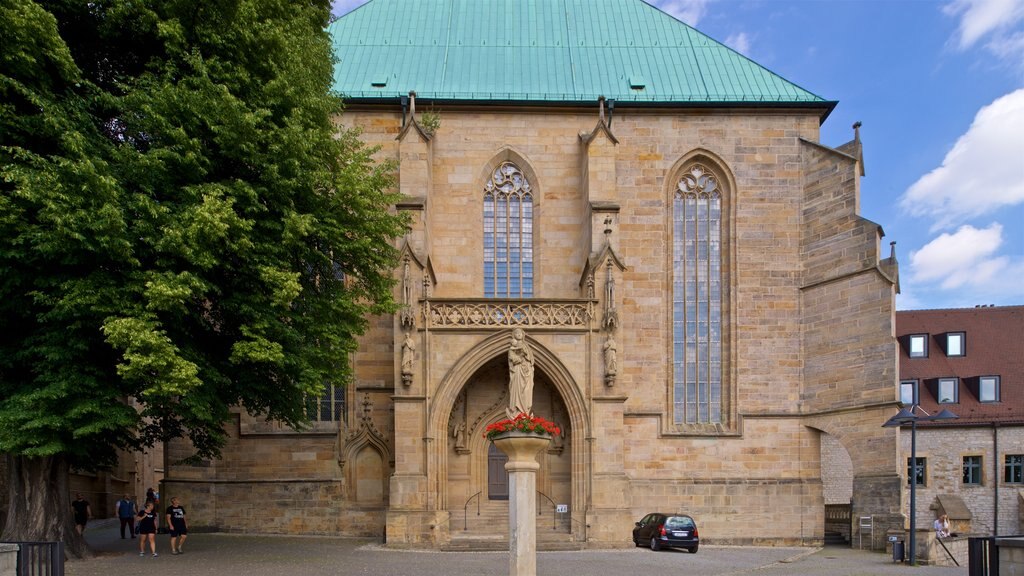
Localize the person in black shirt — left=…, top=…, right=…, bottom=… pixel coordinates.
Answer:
left=71, top=493, right=91, bottom=534
left=165, top=497, right=189, bottom=554
left=136, top=502, right=159, bottom=557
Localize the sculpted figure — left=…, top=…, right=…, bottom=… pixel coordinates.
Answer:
left=401, top=332, right=415, bottom=377
left=453, top=422, right=467, bottom=451
left=603, top=334, right=617, bottom=376
left=507, top=328, right=535, bottom=418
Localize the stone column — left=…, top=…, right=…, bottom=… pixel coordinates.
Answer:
left=492, top=432, right=551, bottom=576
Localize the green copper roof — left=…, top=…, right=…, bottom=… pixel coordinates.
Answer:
left=328, top=0, right=830, bottom=108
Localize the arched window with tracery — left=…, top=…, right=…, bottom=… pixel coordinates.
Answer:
left=673, top=164, right=722, bottom=424
left=484, top=161, right=533, bottom=298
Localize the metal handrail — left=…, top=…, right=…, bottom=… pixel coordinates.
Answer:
left=936, top=535, right=960, bottom=567
left=536, top=491, right=556, bottom=530
left=463, top=491, right=482, bottom=531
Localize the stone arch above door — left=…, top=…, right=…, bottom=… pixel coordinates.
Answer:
left=429, top=330, right=588, bottom=441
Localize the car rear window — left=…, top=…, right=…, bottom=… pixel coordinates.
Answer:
left=665, top=517, right=694, bottom=529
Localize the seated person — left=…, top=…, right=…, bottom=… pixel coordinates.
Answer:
left=933, top=514, right=950, bottom=538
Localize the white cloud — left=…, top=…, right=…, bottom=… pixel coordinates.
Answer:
left=944, top=0, right=1024, bottom=48
left=908, top=224, right=1008, bottom=289
left=943, top=0, right=1024, bottom=66
left=652, top=0, right=711, bottom=26
left=900, top=88, right=1024, bottom=230
left=725, top=32, right=752, bottom=55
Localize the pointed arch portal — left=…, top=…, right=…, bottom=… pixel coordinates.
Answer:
left=428, top=330, right=588, bottom=538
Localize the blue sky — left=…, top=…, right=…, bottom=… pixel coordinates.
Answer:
left=331, top=0, right=1024, bottom=311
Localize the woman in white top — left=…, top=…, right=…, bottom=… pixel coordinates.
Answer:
left=933, top=514, right=950, bottom=538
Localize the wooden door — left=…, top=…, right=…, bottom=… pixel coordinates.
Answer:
left=487, top=443, right=509, bottom=500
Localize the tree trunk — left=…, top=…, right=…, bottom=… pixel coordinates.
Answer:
left=1, top=454, right=90, bottom=559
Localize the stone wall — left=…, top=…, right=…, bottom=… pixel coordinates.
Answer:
left=902, top=425, right=1024, bottom=536
left=164, top=409, right=387, bottom=536
left=162, top=103, right=900, bottom=547
left=821, top=434, right=853, bottom=504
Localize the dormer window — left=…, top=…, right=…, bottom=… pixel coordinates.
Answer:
left=909, top=334, right=928, bottom=358
left=900, top=380, right=918, bottom=406
left=937, top=377, right=959, bottom=404
left=946, top=332, right=965, bottom=357
left=979, top=376, right=1000, bottom=402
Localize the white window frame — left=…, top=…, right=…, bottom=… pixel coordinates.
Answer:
left=900, top=380, right=918, bottom=406
left=909, top=334, right=928, bottom=358
left=937, top=377, right=958, bottom=404
left=946, top=332, right=965, bottom=357
left=979, top=376, right=1000, bottom=402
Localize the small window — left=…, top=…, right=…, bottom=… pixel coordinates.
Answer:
left=979, top=376, right=1000, bottom=402
left=1005, top=455, right=1023, bottom=484
left=963, top=456, right=983, bottom=485
left=306, top=382, right=345, bottom=423
left=937, top=378, right=958, bottom=403
left=900, top=380, right=918, bottom=406
left=908, top=457, right=927, bottom=486
left=909, top=334, right=928, bottom=358
left=946, top=332, right=965, bottom=356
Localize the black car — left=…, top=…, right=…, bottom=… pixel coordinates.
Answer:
left=632, top=513, right=699, bottom=553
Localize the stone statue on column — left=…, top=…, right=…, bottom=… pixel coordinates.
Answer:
left=507, top=328, right=535, bottom=418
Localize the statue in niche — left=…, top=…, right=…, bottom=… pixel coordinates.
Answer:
left=452, top=422, right=467, bottom=452
left=401, top=331, right=415, bottom=386
left=603, top=333, right=618, bottom=385
left=507, top=328, right=535, bottom=418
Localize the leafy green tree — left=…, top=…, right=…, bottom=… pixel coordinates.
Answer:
left=0, top=0, right=405, bottom=556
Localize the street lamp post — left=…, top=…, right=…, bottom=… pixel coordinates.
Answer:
left=883, top=405, right=958, bottom=565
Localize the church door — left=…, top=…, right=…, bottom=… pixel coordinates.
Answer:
left=487, top=443, right=509, bottom=500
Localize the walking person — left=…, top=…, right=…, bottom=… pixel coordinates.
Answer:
left=137, top=501, right=159, bottom=557
left=116, top=493, right=137, bottom=539
left=71, top=493, right=91, bottom=535
left=165, top=497, right=188, bottom=554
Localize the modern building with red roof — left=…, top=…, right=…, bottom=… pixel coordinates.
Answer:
left=894, top=305, right=1024, bottom=538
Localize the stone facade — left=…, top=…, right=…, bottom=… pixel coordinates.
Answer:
left=165, top=101, right=903, bottom=548
left=902, top=425, right=1024, bottom=536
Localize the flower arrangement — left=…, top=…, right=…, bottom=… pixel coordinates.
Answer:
left=484, top=413, right=561, bottom=440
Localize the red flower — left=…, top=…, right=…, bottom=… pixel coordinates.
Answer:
left=484, top=413, right=561, bottom=439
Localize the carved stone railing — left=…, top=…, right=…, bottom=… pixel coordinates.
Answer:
left=425, top=298, right=594, bottom=330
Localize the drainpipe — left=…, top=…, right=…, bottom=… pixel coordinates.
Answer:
left=993, top=423, right=999, bottom=535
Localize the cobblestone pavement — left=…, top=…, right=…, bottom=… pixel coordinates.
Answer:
left=67, top=519, right=966, bottom=576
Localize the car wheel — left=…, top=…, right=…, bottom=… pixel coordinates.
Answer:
left=650, top=536, right=660, bottom=551
left=687, top=545, right=699, bottom=554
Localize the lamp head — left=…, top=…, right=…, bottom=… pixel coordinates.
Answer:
left=883, top=407, right=917, bottom=427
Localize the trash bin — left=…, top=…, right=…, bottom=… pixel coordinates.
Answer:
left=892, top=538, right=905, bottom=563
